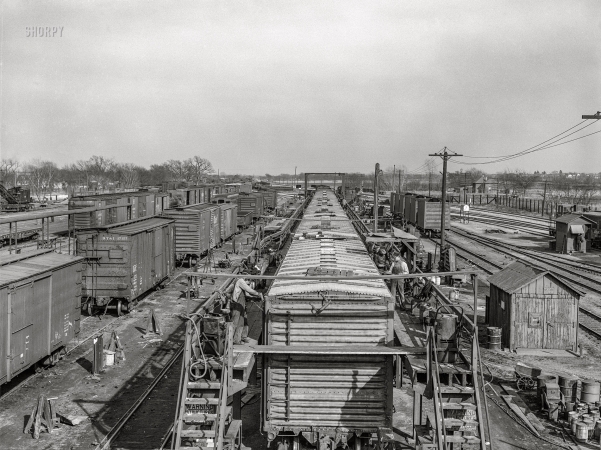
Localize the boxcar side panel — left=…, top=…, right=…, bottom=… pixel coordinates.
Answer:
left=31, top=276, right=51, bottom=365
left=0, top=287, right=7, bottom=383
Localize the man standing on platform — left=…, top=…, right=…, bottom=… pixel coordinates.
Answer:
left=387, top=256, right=409, bottom=306
left=230, top=277, right=263, bottom=344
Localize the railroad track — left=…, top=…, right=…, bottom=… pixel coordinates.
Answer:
left=450, top=229, right=601, bottom=295
left=444, top=230, right=601, bottom=341
left=450, top=213, right=549, bottom=236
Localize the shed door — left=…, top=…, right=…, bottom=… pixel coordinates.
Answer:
left=545, top=297, right=576, bottom=350
left=513, top=294, right=545, bottom=348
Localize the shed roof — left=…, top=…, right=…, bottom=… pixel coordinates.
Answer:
left=488, top=261, right=583, bottom=297
left=555, top=214, right=596, bottom=225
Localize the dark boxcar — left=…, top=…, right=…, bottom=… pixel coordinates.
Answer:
left=263, top=188, right=394, bottom=447
left=69, top=198, right=107, bottom=229
left=237, top=211, right=253, bottom=230
left=403, top=193, right=414, bottom=221
left=218, top=203, right=238, bottom=242
left=0, top=249, right=83, bottom=385
left=192, top=204, right=221, bottom=249
left=162, top=204, right=216, bottom=263
left=237, top=192, right=264, bottom=219
left=76, top=217, right=175, bottom=316
left=416, top=198, right=451, bottom=233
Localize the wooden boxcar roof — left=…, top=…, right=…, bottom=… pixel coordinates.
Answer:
left=93, top=217, right=174, bottom=235
left=488, top=261, right=583, bottom=297
left=0, top=250, right=83, bottom=287
left=269, top=189, right=390, bottom=297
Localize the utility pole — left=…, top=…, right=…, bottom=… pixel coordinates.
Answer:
left=374, top=163, right=382, bottom=233
left=429, top=147, right=463, bottom=250
left=429, top=172, right=432, bottom=197
left=393, top=165, right=395, bottom=193
left=398, top=170, right=401, bottom=194
left=541, top=178, right=547, bottom=217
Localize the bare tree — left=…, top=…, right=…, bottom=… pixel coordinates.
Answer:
left=186, top=156, right=214, bottom=184
left=116, top=163, right=142, bottom=189
left=511, top=169, right=539, bottom=196
left=166, top=159, right=189, bottom=181
left=0, top=158, right=20, bottom=187
left=24, top=160, right=57, bottom=200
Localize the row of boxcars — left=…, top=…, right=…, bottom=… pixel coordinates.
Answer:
left=390, top=192, right=451, bottom=233
left=69, top=191, right=171, bottom=229
left=0, top=249, right=84, bottom=388
left=263, top=188, right=395, bottom=448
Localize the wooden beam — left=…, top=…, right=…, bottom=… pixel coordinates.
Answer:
left=232, top=344, right=426, bottom=355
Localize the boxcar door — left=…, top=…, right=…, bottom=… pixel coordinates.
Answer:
left=153, top=228, right=164, bottom=281
left=8, top=283, right=34, bottom=377
left=545, top=296, right=576, bottom=350
left=513, top=294, right=545, bottom=348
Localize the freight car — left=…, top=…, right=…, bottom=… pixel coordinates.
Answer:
left=69, top=191, right=163, bottom=229
left=237, top=192, right=265, bottom=219
left=0, top=249, right=83, bottom=388
left=218, top=203, right=238, bottom=242
left=167, top=186, right=212, bottom=207
left=263, top=188, right=395, bottom=449
left=76, top=217, right=175, bottom=316
left=416, top=197, right=451, bottom=235
left=161, top=203, right=220, bottom=265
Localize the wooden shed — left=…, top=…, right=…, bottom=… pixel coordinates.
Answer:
left=487, top=261, right=582, bottom=351
left=555, top=213, right=595, bottom=254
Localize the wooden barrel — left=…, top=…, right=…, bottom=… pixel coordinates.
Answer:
left=487, top=327, right=501, bottom=350
left=575, top=421, right=588, bottom=442
left=537, top=374, right=558, bottom=399
left=583, top=418, right=595, bottom=439
left=581, top=380, right=601, bottom=403
left=558, top=374, right=580, bottom=403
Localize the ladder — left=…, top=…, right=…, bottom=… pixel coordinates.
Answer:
left=172, top=322, right=247, bottom=450
left=414, top=328, right=491, bottom=450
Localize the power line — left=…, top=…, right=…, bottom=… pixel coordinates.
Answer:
left=459, top=120, right=590, bottom=159
left=455, top=120, right=600, bottom=166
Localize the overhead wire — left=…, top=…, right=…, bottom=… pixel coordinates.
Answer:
left=455, top=119, right=600, bottom=166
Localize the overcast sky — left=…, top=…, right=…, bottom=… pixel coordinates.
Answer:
left=1, top=1, right=599, bottom=176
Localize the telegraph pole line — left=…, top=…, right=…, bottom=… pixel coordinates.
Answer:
left=374, top=163, right=382, bottom=233
left=429, top=147, right=463, bottom=250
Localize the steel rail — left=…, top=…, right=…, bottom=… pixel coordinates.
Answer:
left=93, top=272, right=239, bottom=450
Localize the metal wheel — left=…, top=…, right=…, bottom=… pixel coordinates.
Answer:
left=116, top=300, right=123, bottom=317
left=516, top=377, right=527, bottom=391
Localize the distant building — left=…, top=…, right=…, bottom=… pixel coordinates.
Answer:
left=472, top=176, right=498, bottom=194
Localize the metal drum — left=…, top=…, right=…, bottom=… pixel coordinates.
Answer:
left=575, top=421, right=588, bottom=443
left=581, top=380, right=601, bottom=403
left=487, top=327, right=502, bottom=350
left=558, top=374, right=580, bottom=403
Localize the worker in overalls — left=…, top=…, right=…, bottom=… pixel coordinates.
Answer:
left=387, top=256, right=409, bottom=306
left=375, top=248, right=388, bottom=271
left=230, top=277, right=263, bottom=344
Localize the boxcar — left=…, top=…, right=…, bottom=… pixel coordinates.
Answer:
left=193, top=204, right=222, bottom=249
left=416, top=198, right=451, bottom=233
left=261, top=190, right=277, bottom=210
left=237, top=192, right=264, bottom=219
left=168, top=186, right=210, bottom=207
left=76, top=217, right=175, bottom=316
left=237, top=211, right=253, bottom=230
left=403, top=193, right=414, bottom=221
left=0, top=249, right=83, bottom=386
left=218, top=203, right=238, bottom=242
left=154, top=192, right=170, bottom=215
left=162, top=203, right=220, bottom=264
left=263, top=188, right=394, bottom=448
